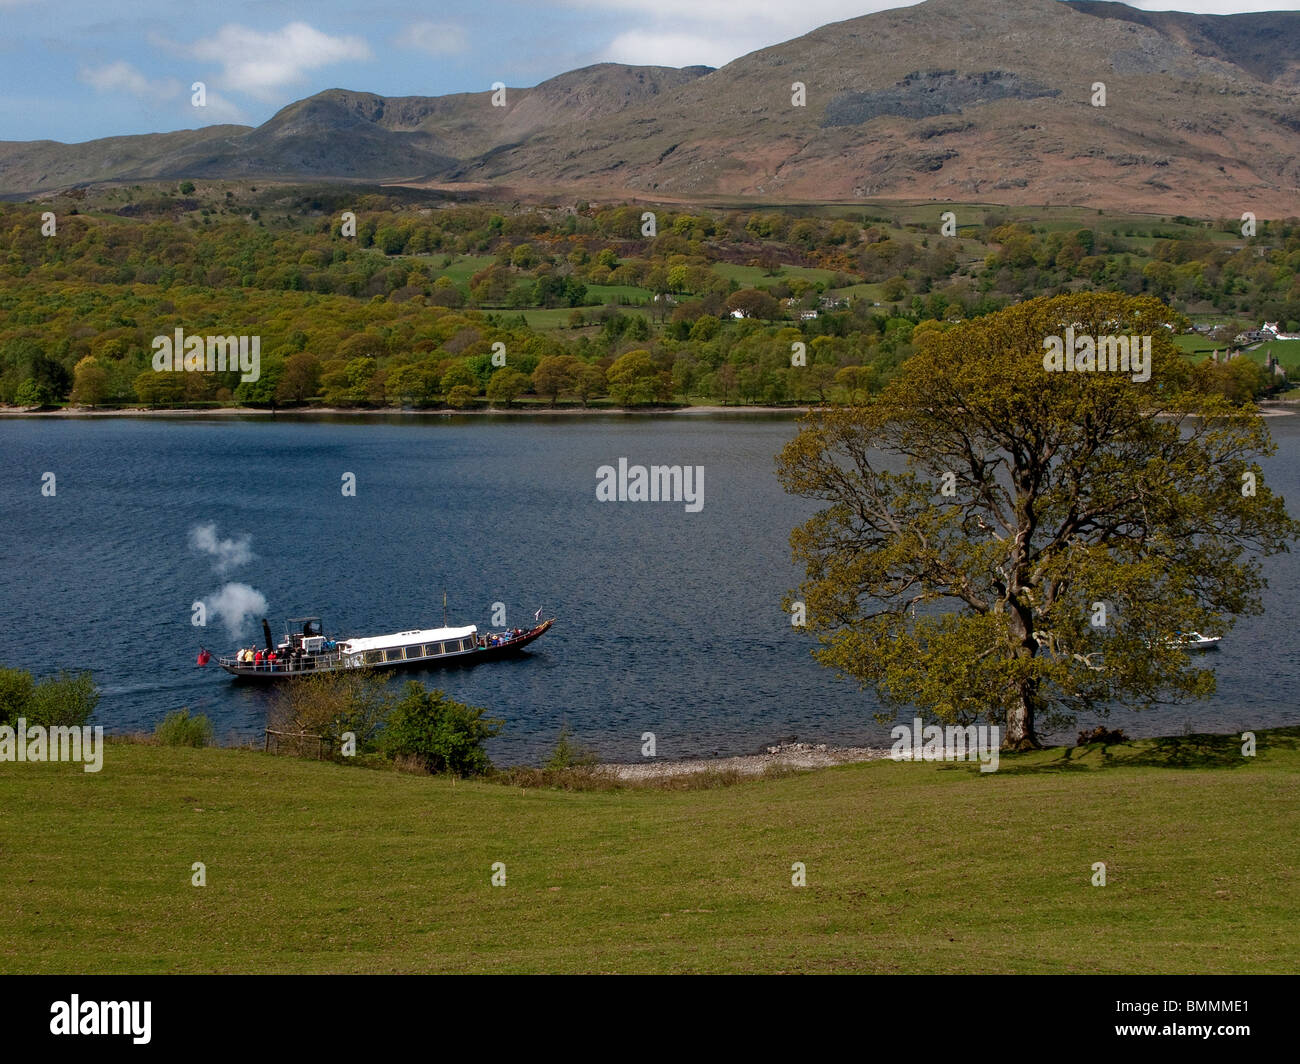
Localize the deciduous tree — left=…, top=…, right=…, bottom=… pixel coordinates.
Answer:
left=778, top=293, right=1299, bottom=749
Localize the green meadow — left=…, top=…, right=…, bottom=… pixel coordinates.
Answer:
left=2, top=728, right=1295, bottom=974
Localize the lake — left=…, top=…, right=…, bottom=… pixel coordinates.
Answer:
left=2, top=411, right=1298, bottom=763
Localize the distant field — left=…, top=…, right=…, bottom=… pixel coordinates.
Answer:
left=712, top=262, right=841, bottom=288
left=1172, top=334, right=1219, bottom=358
left=2, top=729, right=1296, bottom=974
left=1259, top=339, right=1300, bottom=364
left=828, top=282, right=886, bottom=305
left=1171, top=334, right=1300, bottom=366
left=494, top=307, right=581, bottom=331
left=584, top=283, right=652, bottom=304
left=505, top=305, right=654, bottom=331
left=428, top=254, right=494, bottom=286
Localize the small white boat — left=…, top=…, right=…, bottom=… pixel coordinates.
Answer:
left=1168, top=631, right=1221, bottom=652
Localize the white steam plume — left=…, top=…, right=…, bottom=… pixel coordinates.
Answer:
left=189, top=522, right=254, bottom=575
left=205, top=582, right=269, bottom=640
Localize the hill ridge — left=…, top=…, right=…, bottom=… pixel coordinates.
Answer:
left=2, top=0, right=1297, bottom=212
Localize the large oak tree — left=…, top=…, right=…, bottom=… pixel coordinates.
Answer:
left=777, top=293, right=1298, bottom=749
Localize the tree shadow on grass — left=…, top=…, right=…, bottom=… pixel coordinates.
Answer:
left=991, top=726, right=1299, bottom=776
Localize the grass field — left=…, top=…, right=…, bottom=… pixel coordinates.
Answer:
left=1173, top=334, right=1220, bottom=358
left=507, top=305, right=652, bottom=331
left=1, top=728, right=1296, bottom=974
left=1172, top=333, right=1300, bottom=367
left=584, top=283, right=653, bottom=304
left=1259, top=339, right=1300, bottom=364
left=711, top=262, right=842, bottom=288
left=426, top=254, right=494, bottom=286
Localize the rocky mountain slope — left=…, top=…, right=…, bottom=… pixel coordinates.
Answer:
left=2, top=0, right=1296, bottom=213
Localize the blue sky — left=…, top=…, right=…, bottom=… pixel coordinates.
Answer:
left=1, top=0, right=1295, bottom=143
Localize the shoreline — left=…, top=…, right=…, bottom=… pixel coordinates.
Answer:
left=5, top=399, right=1298, bottom=420
left=593, top=740, right=895, bottom=780
left=0, top=403, right=810, bottom=419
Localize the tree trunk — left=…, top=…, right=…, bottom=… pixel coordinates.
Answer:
left=1004, top=684, right=1041, bottom=750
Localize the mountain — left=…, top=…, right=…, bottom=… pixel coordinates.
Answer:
left=464, top=0, right=1300, bottom=213
left=0, top=63, right=712, bottom=196
left=2, top=0, right=1297, bottom=214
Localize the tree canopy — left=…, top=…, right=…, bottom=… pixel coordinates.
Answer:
left=778, top=293, right=1299, bottom=749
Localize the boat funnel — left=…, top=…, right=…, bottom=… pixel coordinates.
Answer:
left=261, top=618, right=275, bottom=653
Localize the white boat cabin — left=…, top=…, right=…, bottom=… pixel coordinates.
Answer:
left=338, top=625, right=479, bottom=667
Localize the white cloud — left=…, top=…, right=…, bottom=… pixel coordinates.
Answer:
left=565, top=0, right=908, bottom=22
left=78, top=62, right=248, bottom=127
left=574, top=0, right=919, bottom=71
left=398, top=21, right=469, bottom=56
left=570, top=0, right=1295, bottom=18
left=192, top=88, right=249, bottom=125
left=581, top=0, right=1300, bottom=73
left=188, top=22, right=372, bottom=100
left=601, top=30, right=759, bottom=70
left=80, top=60, right=180, bottom=99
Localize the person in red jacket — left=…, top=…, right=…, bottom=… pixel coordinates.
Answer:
left=254, top=649, right=263, bottom=669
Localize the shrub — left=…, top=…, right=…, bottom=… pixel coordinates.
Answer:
left=14, top=378, right=52, bottom=408
left=0, top=668, right=34, bottom=726
left=268, top=668, right=394, bottom=760
left=380, top=683, right=501, bottom=777
left=1077, top=725, right=1129, bottom=746
left=446, top=383, right=478, bottom=409
left=155, top=708, right=215, bottom=747
left=0, top=668, right=98, bottom=728
left=544, top=724, right=599, bottom=770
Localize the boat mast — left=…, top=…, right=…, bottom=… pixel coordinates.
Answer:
left=443, top=589, right=447, bottom=628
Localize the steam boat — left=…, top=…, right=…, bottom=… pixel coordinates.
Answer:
left=217, top=614, right=554, bottom=681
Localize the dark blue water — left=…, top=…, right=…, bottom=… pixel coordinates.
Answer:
left=2, top=412, right=1298, bottom=763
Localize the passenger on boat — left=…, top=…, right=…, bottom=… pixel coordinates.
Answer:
left=254, top=650, right=263, bottom=668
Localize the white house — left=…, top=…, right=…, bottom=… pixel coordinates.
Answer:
left=1263, top=322, right=1300, bottom=340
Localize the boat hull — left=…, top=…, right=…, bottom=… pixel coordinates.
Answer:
left=218, top=619, right=554, bottom=682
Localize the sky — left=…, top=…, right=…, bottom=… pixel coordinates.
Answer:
left=1, top=0, right=1296, bottom=143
